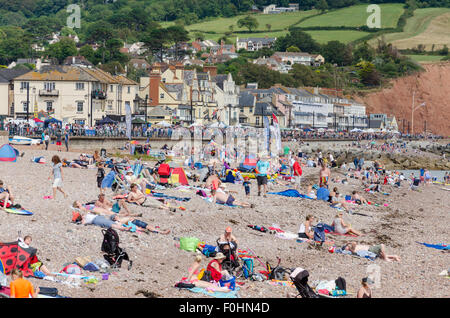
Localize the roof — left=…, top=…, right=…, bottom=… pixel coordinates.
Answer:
left=239, top=93, right=256, bottom=107
left=147, top=105, right=173, bottom=117
left=238, top=37, right=276, bottom=44
left=254, top=102, right=283, bottom=116
left=13, top=65, right=128, bottom=84
left=164, top=83, right=184, bottom=100
left=115, top=75, right=138, bottom=85
left=0, top=69, right=30, bottom=83
left=273, top=52, right=314, bottom=58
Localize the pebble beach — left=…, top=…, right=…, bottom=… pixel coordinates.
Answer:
left=0, top=144, right=449, bottom=298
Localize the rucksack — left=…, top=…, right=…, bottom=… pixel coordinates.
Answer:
left=313, top=224, right=326, bottom=243
left=101, top=228, right=120, bottom=255
left=242, top=258, right=254, bottom=279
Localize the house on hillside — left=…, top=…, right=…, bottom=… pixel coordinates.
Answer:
left=236, top=37, right=277, bottom=52
left=272, top=52, right=325, bottom=68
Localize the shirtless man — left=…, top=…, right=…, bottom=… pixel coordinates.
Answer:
left=110, top=214, right=170, bottom=235
left=211, top=189, right=254, bottom=208
left=95, top=193, right=140, bottom=217
left=205, top=173, right=221, bottom=191
left=127, top=183, right=175, bottom=212
left=217, top=227, right=239, bottom=265
left=319, top=163, right=331, bottom=188
left=343, top=242, right=400, bottom=262
left=351, top=190, right=368, bottom=205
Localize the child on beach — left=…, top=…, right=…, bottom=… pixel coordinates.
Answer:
left=97, top=162, right=106, bottom=194
left=243, top=177, right=251, bottom=197
left=49, top=155, right=67, bottom=199
left=10, top=269, right=39, bottom=298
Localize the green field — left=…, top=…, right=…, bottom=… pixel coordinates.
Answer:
left=299, top=4, right=405, bottom=28
left=370, top=8, right=450, bottom=50
left=305, top=30, right=370, bottom=44
left=185, top=10, right=318, bottom=34
left=405, top=54, right=444, bottom=63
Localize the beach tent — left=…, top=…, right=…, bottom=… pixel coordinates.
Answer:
left=0, top=241, right=37, bottom=277
left=239, top=154, right=257, bottom=171
left=170, top=167, right=189, bottom=185
left=0, top=144, right=18, bottom=162
left=96, top=116, right=117, bottom=125
left=350, top=128, right=362, bottom=132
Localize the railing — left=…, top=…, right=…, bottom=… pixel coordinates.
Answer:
left=91, top=90, right=107, bottom=99
left=39, top=89, right=59, bottom=96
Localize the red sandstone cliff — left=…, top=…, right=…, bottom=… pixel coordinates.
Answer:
left=353, top=62, right=450, bottom=136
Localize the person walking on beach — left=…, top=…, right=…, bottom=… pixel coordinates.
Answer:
left=64, top=130, right=69, bottom=152
left=256, top=155, right=270, bottom=197
left=44, top=131, right=50, bottom=150
left=55, top=129, right=62, bottom=152
left=49, top=155, right=67, bottom=199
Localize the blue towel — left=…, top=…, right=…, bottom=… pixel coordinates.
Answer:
left=317, top=187, right=330, bottom=201
left=268, top=189, right=314, bottom=199
left=151, top=192, right=191, bottom=202
left=188, top=287, right=239, bottom=298
left=417, top=242, right=449, bottom=250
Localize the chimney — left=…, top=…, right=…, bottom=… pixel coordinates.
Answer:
left=203, top=65, right=217, bottom=77
left=149, top=68, right=161, bottom=106
left=174, top=62, right=184, bottom=81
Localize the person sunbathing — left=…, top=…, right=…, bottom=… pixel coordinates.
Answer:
left=110, top=214, right=170, bottom=235
left=331, top=190, right=353, bottom=214
left=125, top=171, right=152, bottom=191
left=95, top=194, right=140, bottom=217
left=351, top=191, right=368, bottom=205
left=20, top=235, right=55, bottom=277
left=343, top=242, right=400, bottom=262
left=210, top=189, right=254, bottom=208
left=0, top=180, right=14, bottom=204
left=127, top=184, right=175, bottom=212
left=73, top=200, right=117, bottom=216
left=62, top=158, right=87, bottom=169
left=332, top=213, right=362, bottom=236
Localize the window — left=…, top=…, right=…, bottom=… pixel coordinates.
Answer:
left=46, top=101, right=53, bottom=112
left=127, top=86, right=130, bottom=94
left=162, top=78, right=166, bottom=83
left=44, top=82, right=55, bottom=91
left=76, top=83, right=85, bottom=90
left=22, top=101, right=29, bottom=112
left=110, top=85, right=114, bottom=92
left=108, top=101, right=113, bottom=110
left=160, top=93, right=164, bottom=99
left=20, top=82, right=29, bottom=90
left=77, top=102, right=83, bottom=112
left=256, top=117, right=260, bottom=126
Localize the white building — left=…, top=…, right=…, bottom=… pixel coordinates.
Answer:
left=12, top=65, right=138, bottom=125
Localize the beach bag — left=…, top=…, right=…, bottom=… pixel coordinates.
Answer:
left=313, top=224, right=326, bottom=243
left=200, top=269, right=212, bottom=282
left=175, top=282, right=195, bottom=289
left=72, top=211, right=82, bottom=223
left=179, top=237, right=200, bottom=252
left=158, top=163, right=171, bottom=177
left=269, top=266, right=291, bottom=281
left=38, top=287, right=58, bottom=297
left=202, top=244, right=217, bottom=257
left=317, top=187, right=329, bottom=201
left=60, top=264, right=82, bottom=275
left=335, top=277, right=346, bottom=291
left=242, top=258, right=254, bottom=279
left=0, top=200, right=11, bottom=208
left=219, top=276, right=236, bottom=290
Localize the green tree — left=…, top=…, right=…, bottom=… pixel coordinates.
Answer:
left=286, top=45, right=301, bottom=52
left=316, top=0, right=329, bottom=13
left=79, top=44, right=95, bottom=63
left=439, top=45, right=449, bottom=56
left=266, top=24, right=272, bottom=32
left=46, top=37, right=78, bottom=63
left=166, top=25, right=190, bottom=59
left=237, top=15, right=259, bottom=32
left=356, top=61, right=380, bottom=86
left=321, top=41, right=353, bottom=66
left=275, top=29, right=321, bottom=54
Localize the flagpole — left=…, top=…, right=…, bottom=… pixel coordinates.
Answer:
left=411, top=91, right=415, bottom=135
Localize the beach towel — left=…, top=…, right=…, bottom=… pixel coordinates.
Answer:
left=417, top=242, right=449, bottom=250
left=187, top=287, right=239, bottom=298
left=268, top=189, right=314, bottom=199
left=150, top=192, right=191, bottom=202
left=101, top=171, right=116, bottom=188
left=317, top=187, right=330, bottom=201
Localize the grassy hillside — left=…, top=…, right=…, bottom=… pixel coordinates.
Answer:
left=405, top=54, right=445, bottom=63
left=186, top=10, right=318, bottom=34
left=370, top=8, right=450, bottom=50
left=298, top=4, right=405, bottom=28
left=305, top=30, right=370, bottom=44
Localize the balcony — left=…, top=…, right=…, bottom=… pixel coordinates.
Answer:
left=91, top=90, right=107, bottom=100
left=39, top=89, right=59, bottom=97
